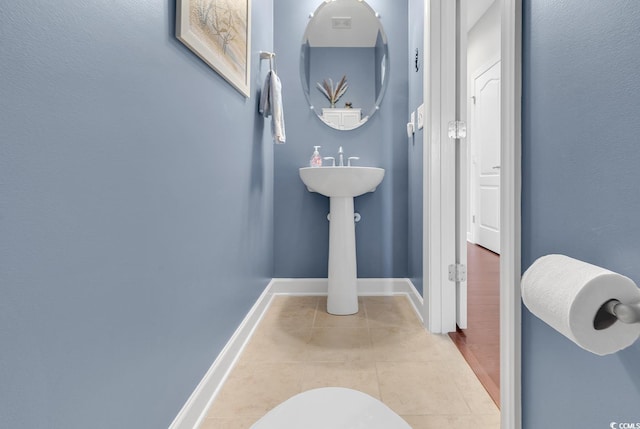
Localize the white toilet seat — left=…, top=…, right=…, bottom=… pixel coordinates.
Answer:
left=250, top=387, right=411, bottom=429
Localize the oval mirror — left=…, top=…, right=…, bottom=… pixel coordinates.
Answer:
left=300, top=0, right=389, bottom=131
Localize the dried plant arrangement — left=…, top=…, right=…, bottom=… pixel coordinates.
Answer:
left=317, top=75, right=348, bottom=108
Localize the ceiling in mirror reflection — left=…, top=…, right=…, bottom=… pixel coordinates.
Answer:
left=305, top=1, right=381, bottom=47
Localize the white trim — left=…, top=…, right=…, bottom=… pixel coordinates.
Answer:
left=425, top=0, right=521, bottom=427
left=424, top=0, right=459, bottom=335
left=271, top=278, right=423, bottom=321
left=441, top=0, right=458, bottom=334
left=457, top=0, right=469, bottom=330
left=402, top=281, right=425, bottom=321
left=499, top=0, right=522, bottom=427
left=168, top=280, right=275, bottom=429
left=423, top=0, right=442, bottom=333
left=424, top=0, right=461, bottom=334
left=270, top=277, right=417, bottom=294
left=168, top=278, right=423, bottom=429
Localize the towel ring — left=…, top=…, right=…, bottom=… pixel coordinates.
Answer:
left=260, top=51, right=276, bottom=72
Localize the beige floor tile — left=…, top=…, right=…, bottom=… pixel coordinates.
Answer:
left=203, top=295, right=501, bottom=426
left=370, top=327, right=458, bottom=362
left=313, top=297, right=369, bottom=328
left=304, top=328, right=373, bottom=362
left=198, top=416, right=258, bottom=429
left=436, top=334, right=466, bottom=355
left=401, top=413, right=500, bottom=429
left=445, top=352, right=483, bottom=379
left=259, top=296, right=318, bottom=329
left=206, top=362, right=302, bottom=419
left=376, top=361, right=471, bottom=416
left=462, top=391, right=499, bottom=416
left=364, top=296, right=423, bottom=329
left=447, top=360, right=499, bottom=414
left=300, top=361, right=381, bottom=399
left=414, top=356, right=500, bottom=414
left=239, top=324, right=312, bottom=363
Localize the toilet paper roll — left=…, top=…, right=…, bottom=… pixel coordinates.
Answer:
left=522, top=254, right=640, bottom=356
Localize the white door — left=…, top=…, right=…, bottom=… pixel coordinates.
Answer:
left=472, top=60, right=501, bottom=254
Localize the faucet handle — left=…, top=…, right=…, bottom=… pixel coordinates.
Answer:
left=347, top=156, right=360, bottom=167
left=323, top=156, right=336, bottom=166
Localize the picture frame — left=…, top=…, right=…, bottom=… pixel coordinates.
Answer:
left=177, top=0, right=252, bottom=97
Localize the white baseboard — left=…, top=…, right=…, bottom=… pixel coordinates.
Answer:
left=169, top=278, right=422, bottom=429
left=168, top=280, right=276, bottom=429
left=467, top=231, right=475, bottom=243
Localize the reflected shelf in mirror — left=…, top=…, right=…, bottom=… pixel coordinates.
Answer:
left=321, top=108, right=368, bottom=131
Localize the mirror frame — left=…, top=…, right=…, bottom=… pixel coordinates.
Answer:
left=300, top=0, right=390, bottom=131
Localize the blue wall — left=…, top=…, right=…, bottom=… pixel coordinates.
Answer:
left=273, top=0, right=409, bottom=279
left=309, top=47, right=375, bottom=111
left=522, top=1, right=640, bottom=426
left=408, top=0, right=424, bottom=294
left=0, top=1, right=274, bottom=428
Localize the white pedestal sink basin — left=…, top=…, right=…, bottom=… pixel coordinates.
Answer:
left=299, top=166, right=385, bottom=315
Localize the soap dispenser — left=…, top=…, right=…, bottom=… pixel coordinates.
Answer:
left=310, top=146, right=322, bottom=167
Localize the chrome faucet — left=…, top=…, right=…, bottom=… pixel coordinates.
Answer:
left=338, top=146, right=344, bottom=166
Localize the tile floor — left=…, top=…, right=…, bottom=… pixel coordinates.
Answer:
left=199, top=295, right=499, bottom=429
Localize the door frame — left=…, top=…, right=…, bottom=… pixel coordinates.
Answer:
left=421, top=0, right=457, bottom=335
left=422, top=0, right=522, bottom=427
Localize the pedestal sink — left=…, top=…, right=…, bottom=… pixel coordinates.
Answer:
left=299, top=166, right=385, bottom=315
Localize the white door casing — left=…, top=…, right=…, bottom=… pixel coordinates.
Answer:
left=473, top=59, right=501, bottom=254
left=422, top=0, right=449, bottom=334
left=456, top=0, right=468, bottom=330
left=424, top=0, right=522, bottom=427
left=499, top=0, right=522, bottom=426
left=422, top=0, right=457, bottom=334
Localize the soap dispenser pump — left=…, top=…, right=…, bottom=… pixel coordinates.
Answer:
left=310, top=146, right=322, bottom=167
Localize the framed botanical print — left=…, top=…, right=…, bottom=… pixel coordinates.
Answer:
left=177, top=0, right=252, bottom=97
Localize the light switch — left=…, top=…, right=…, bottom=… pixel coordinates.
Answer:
left=417, top=104, right=424, bottom=129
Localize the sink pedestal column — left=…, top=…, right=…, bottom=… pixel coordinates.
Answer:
left=327, top=196, right=358, bottom=315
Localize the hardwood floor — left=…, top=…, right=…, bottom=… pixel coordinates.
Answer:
left=449, top=243, right=500, bottom=407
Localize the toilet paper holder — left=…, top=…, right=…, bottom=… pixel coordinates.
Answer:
left=594, top=300, right=640, bottom=330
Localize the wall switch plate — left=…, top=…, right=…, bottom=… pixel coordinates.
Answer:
left=410, top=111, right=415, bottom=128
left=417, top=104, right=424, bottom=129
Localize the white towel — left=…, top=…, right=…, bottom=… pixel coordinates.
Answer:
left=259, top=70, right=286, bottom=144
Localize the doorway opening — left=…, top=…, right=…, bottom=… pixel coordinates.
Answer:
left=450, top=0, right=502, bottom=409
left=450, top=0, right=502, bottom=407
left=422, top=0, right=521, bottom=425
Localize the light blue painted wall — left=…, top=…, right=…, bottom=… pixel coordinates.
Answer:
left=0, top=1, right=274, bottom=428
left=408, top=0, right=424, bottom=294
left=309, top=47, right=375, bottom=111
left=273, top=0, right=409, bottom=279
left=522, top=1, right=640, bottom=427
